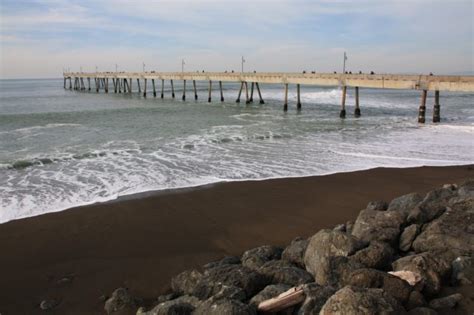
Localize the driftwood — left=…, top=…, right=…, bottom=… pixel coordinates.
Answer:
left=258, top=286, right=305, bottom=313
left=388, top=270, right=423, bottom=287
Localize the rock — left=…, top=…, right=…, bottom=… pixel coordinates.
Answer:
left=282, top=237, right=308, bottom=268
left=412, top=198, right=474, bottom=259
left=351, top=208, right=405, bottom=245
left=367, top=200, right=389, bottom=211
left=345, top=221, right=354, bottom=234
left=406, top=290, right=426, bottom=310
left=407, top=187, right=456, bottom=224
left=303, top=229, right=365, bottom=285
left=428, top=293, right=463, bottom=309
left=170, top=269, right=203, bottom=295
left=333, top=224, right=346, bottom=232
left=388, top=271, right=423, bottom=288
left=192, top=281, right=246, bottom=301
left=200, top=264, right=269, bottom=298
left=241, top=245, right=283, bottom=270
left=319, top=285, right=406, bottom=315
left=249, top=284, right=291, bottom=306
left=457, top=179, right=474, bottom=197
left=407, top=307, right=438, bottom=315
left=203, top=256, right=240, bottom=269
left=156, top=293, right=178, bottom=304
left=388, top=192, right=424, bottom=219
left=295, top=283, right=336, bottom=315
left=325, top=256, right=365, bottom=288
left=392, top=252, right=451, bottom=296
left=399, top=224, right=420, bottom=252
left=258, top=260, right=313, bottom=286
left=350, top=241, right=394, bottom=270
left=104, top=288, right=137, bottom=314
left=142, top=295, right=201, bottom=315
left=193, top=298, right=256, bottom=315
left=451, top=256, right=474, bottom=285
left=346, top=268, right=412, bottom=304
left=39, top=299, right=59, bottom=310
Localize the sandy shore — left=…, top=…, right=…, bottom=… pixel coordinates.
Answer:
left=0, top=165, right=472, bottom=314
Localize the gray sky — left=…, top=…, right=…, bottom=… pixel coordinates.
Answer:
left=1, top=0, right=473, bottom=78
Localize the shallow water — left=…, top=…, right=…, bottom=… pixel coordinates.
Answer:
left=0, top=78, right=473, bottom=222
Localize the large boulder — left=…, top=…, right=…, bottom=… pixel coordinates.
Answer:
left=346, top=268, right=412, bottom=305
left=241, top=245, right=283, bottom=270
left=170, top=269, right=203, bottom=295
left=351, top=208, right=405, bottom=246
left=407, top=187, right=456, bottom=224
left=258, top=260, right=313, bottom=286
left=295, top=283, right=336, bottom=315
left=303, top=229, right=365, bottom=285
left=387, top=192, right=424, bottom=219
left=104, top=288, right=138, bottom=314
left=392, top=252, right=451, bottom=296
left=399, top=224, right=420, bottom=252
left=140, top=295, right=200, bottom=315
left=282, top=237, right=308, bottom=268
left=192, top=281, right=246, bottom=301
left=203, top=256, right=240, bottom=269
left=319, top=286, right=406, bottom=315
left=428, top=293, right=463, bottom=310
left=193, top=298, right=256, bottom=315
left=451, top=256, right=474, bottom=285
left=412, top=197, right=474, bottom=260
left=199, top=264, right=269, bottom=298
left=366, top=200, right=389, bottom=211
left=324, top=256, right=365, bottom=288
left=350, top=241, right=394, bottom=270
left=457, top=179, right=474, bottom=197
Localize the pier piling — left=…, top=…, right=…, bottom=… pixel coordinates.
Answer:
left=182, top=80, right=186, bottom=101
left=193, top=80, right=198, bottom=100
left=88, top=78, right=91, bottom=91
left=250, top=82, right=254, bottom=103
left=208, top=80, right=212, bottom=102
left=171, top=80, right=175, bottom=98
left=256, top=83, right=264, bottom=104
left=284, top=83, right=289, bottom=111
left=129, top=78, right=132, bottom=93
left=137, top=79, right=141, bottom=93
left=340, top=86, right=347, bottom=118
left=245, top=82, right=250, bottom=104
left=433, top=90, right=441, bottom=123
left=105, top=78, right=109, bottom=93
left=297, top=84, right=301, bottom=110
left=236, top=82, right=243, bottom=103
left=161, top=79, right=164, bottom=98
left=219, top=81, right=224, bottom=102
left=152, top=79, right=156, bottom=97
left=63, top=78, right=66, bottom=89
left=143, top=79, right=147, bottom=97
left=418, top=90, right=427, bottom=123
left=354, top=87, right=361, bottom=117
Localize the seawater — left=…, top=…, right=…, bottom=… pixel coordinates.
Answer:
left=0, top=79, right=473, bottom=223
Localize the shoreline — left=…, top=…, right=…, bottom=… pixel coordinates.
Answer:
left=0, top=165, right=472, bottom=314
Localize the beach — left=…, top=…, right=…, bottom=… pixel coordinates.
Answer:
left=0, top=164, right=472, bottom=314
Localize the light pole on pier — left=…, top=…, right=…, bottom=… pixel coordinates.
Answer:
left=342, top=52, right=348, bottom=74
left=95, top=66, right=98, bottom=73
left=182, top=59, right=185, bottom=73
left=115, top=64, right=118, bottom=73
left=241, top=56, right=246, bottom=73
left=143, top=62, right=146, bottom=73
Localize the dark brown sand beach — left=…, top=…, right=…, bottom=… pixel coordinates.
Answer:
left=0, top=165, right=472, bottom=314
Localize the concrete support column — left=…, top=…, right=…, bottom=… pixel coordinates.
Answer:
left=182, top=80, right=186, bottom=101
left=143, top=79, right=147, bottom=97
left=208, top=80, right=212, bottom=102
left=161, top=79, right=164, bottom=98
left=418, top=90, right=427, bottom=123
left=250, top=82, right=254, bottom=103
left=112, top=79, right=116, bottom=93
left=137, top=79, right=141, bottom=93
left=219, top=81, right=224, bottom=102
left=297, top=84, right=301, bottom=110
left=256, top=82, right=264, bottom=104
left=245, top=82, right=250, bottom=104
left=284, top=83, right=289, bottom=111
left=354, top=87, right=361, bottom=117
left=236, top=82, right=243, bottom=103
left=88, top=78, right=91, bottom=91
left=152, top=79, right=156, bottom=97
left=340, top=86, right=347, bottom=118
left=105, top=78, right=109, bottom=93
left=433, top=90, right=440, bottom=123
left=129, top=78, right=132, bottom=93
left=118, top=78, right=122, bottom=93
left=80, top=78, right=85, bottom=90
left=64, top=78, right=66, bottom=89
left=193, top=80, right=198, bottom=100
left=171, top=80, right=175, bottom=98
left=69, top=78, right=72, bottom=90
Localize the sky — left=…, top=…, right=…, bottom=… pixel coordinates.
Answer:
left=0, top=0, right=473, bottom=79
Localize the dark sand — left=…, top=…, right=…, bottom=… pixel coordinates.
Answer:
left=0, top=165, right=472, bottom=314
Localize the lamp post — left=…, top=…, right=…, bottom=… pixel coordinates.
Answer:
left=241, top=56, right=245, bottom=73
left=342, top=52, right=348, bottom=74
left=182, top=59, right=185, bottom=73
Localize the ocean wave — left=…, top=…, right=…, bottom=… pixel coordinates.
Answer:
left=0, top=123, right=82, bottom=135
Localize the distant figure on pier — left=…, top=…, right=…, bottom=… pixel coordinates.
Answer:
left=254, top=70, right=256, bottom=73
left=311, top=71, right=315, bottom=74
left=430, top=72, right=434, bottom=76
left=303, top=70, right=306, bottom=74
left=334, top=71, right=337, bottom=74
left=359, top=71, right=362, bottom=74
left=231, top=70, right=234, bottom=73
left=370, top=71, right=375, bottom=75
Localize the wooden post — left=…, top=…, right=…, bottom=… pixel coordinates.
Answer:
left=143, top=79, right=147, bottom=97
left=97, top=78, right=101, bottom=92
left=64, top=77, right=66, bottom=89
left=80, top=78, right=85, bottom=90
left=245, top=82, right=250, bottom=104
left=88, top=77, right=91, bottom=91
left=418, top=90, right=427, bottom=123
left=105, top=78, right=109, bottom=93
left=152, top=79, right=156, bottom=97
left=236, top=82, right=243, bottom=103
left=137, top=79, right=141, bottom=93
left=161, top=79, right=164, bottom=98
left=193, top=80, right=198, bottom=100
left=284, top=83, right=288, bottom=111
left=112, top=79, right=116, bottom=93
left=219, top=81, right=224, bottom=102
left=256, top=82, right=264, bottom=104
left=69, top=77, right=72, bottom=90
left=182, top=80, right=186, bottom=101
left=129, top=78, right=132, bottom=93
left=118, top=78, right=122, bottom=93
left=433, top=90, right=440, bottom=123
left=340, top=86, right=347, bottom=118
left=296, top=84, right=301, bottom=110
left=208, top=80, right=212, bottom=102
left=171, top=80, right=175, bottom=98
left=250, top=82, right=254, bottom=103
left=354, top=86, right=360, bottom=117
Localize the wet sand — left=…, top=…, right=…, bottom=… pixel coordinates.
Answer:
left=0, top=165, right=472, bottom=314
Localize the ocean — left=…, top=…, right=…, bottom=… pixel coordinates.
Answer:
left=0, top=78, right=473, bottom=223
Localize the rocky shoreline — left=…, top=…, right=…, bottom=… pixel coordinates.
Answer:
left=64, top=180, right=474, bottom=314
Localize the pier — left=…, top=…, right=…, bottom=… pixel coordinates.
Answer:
left=63, top=71, right=474, bottom=123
